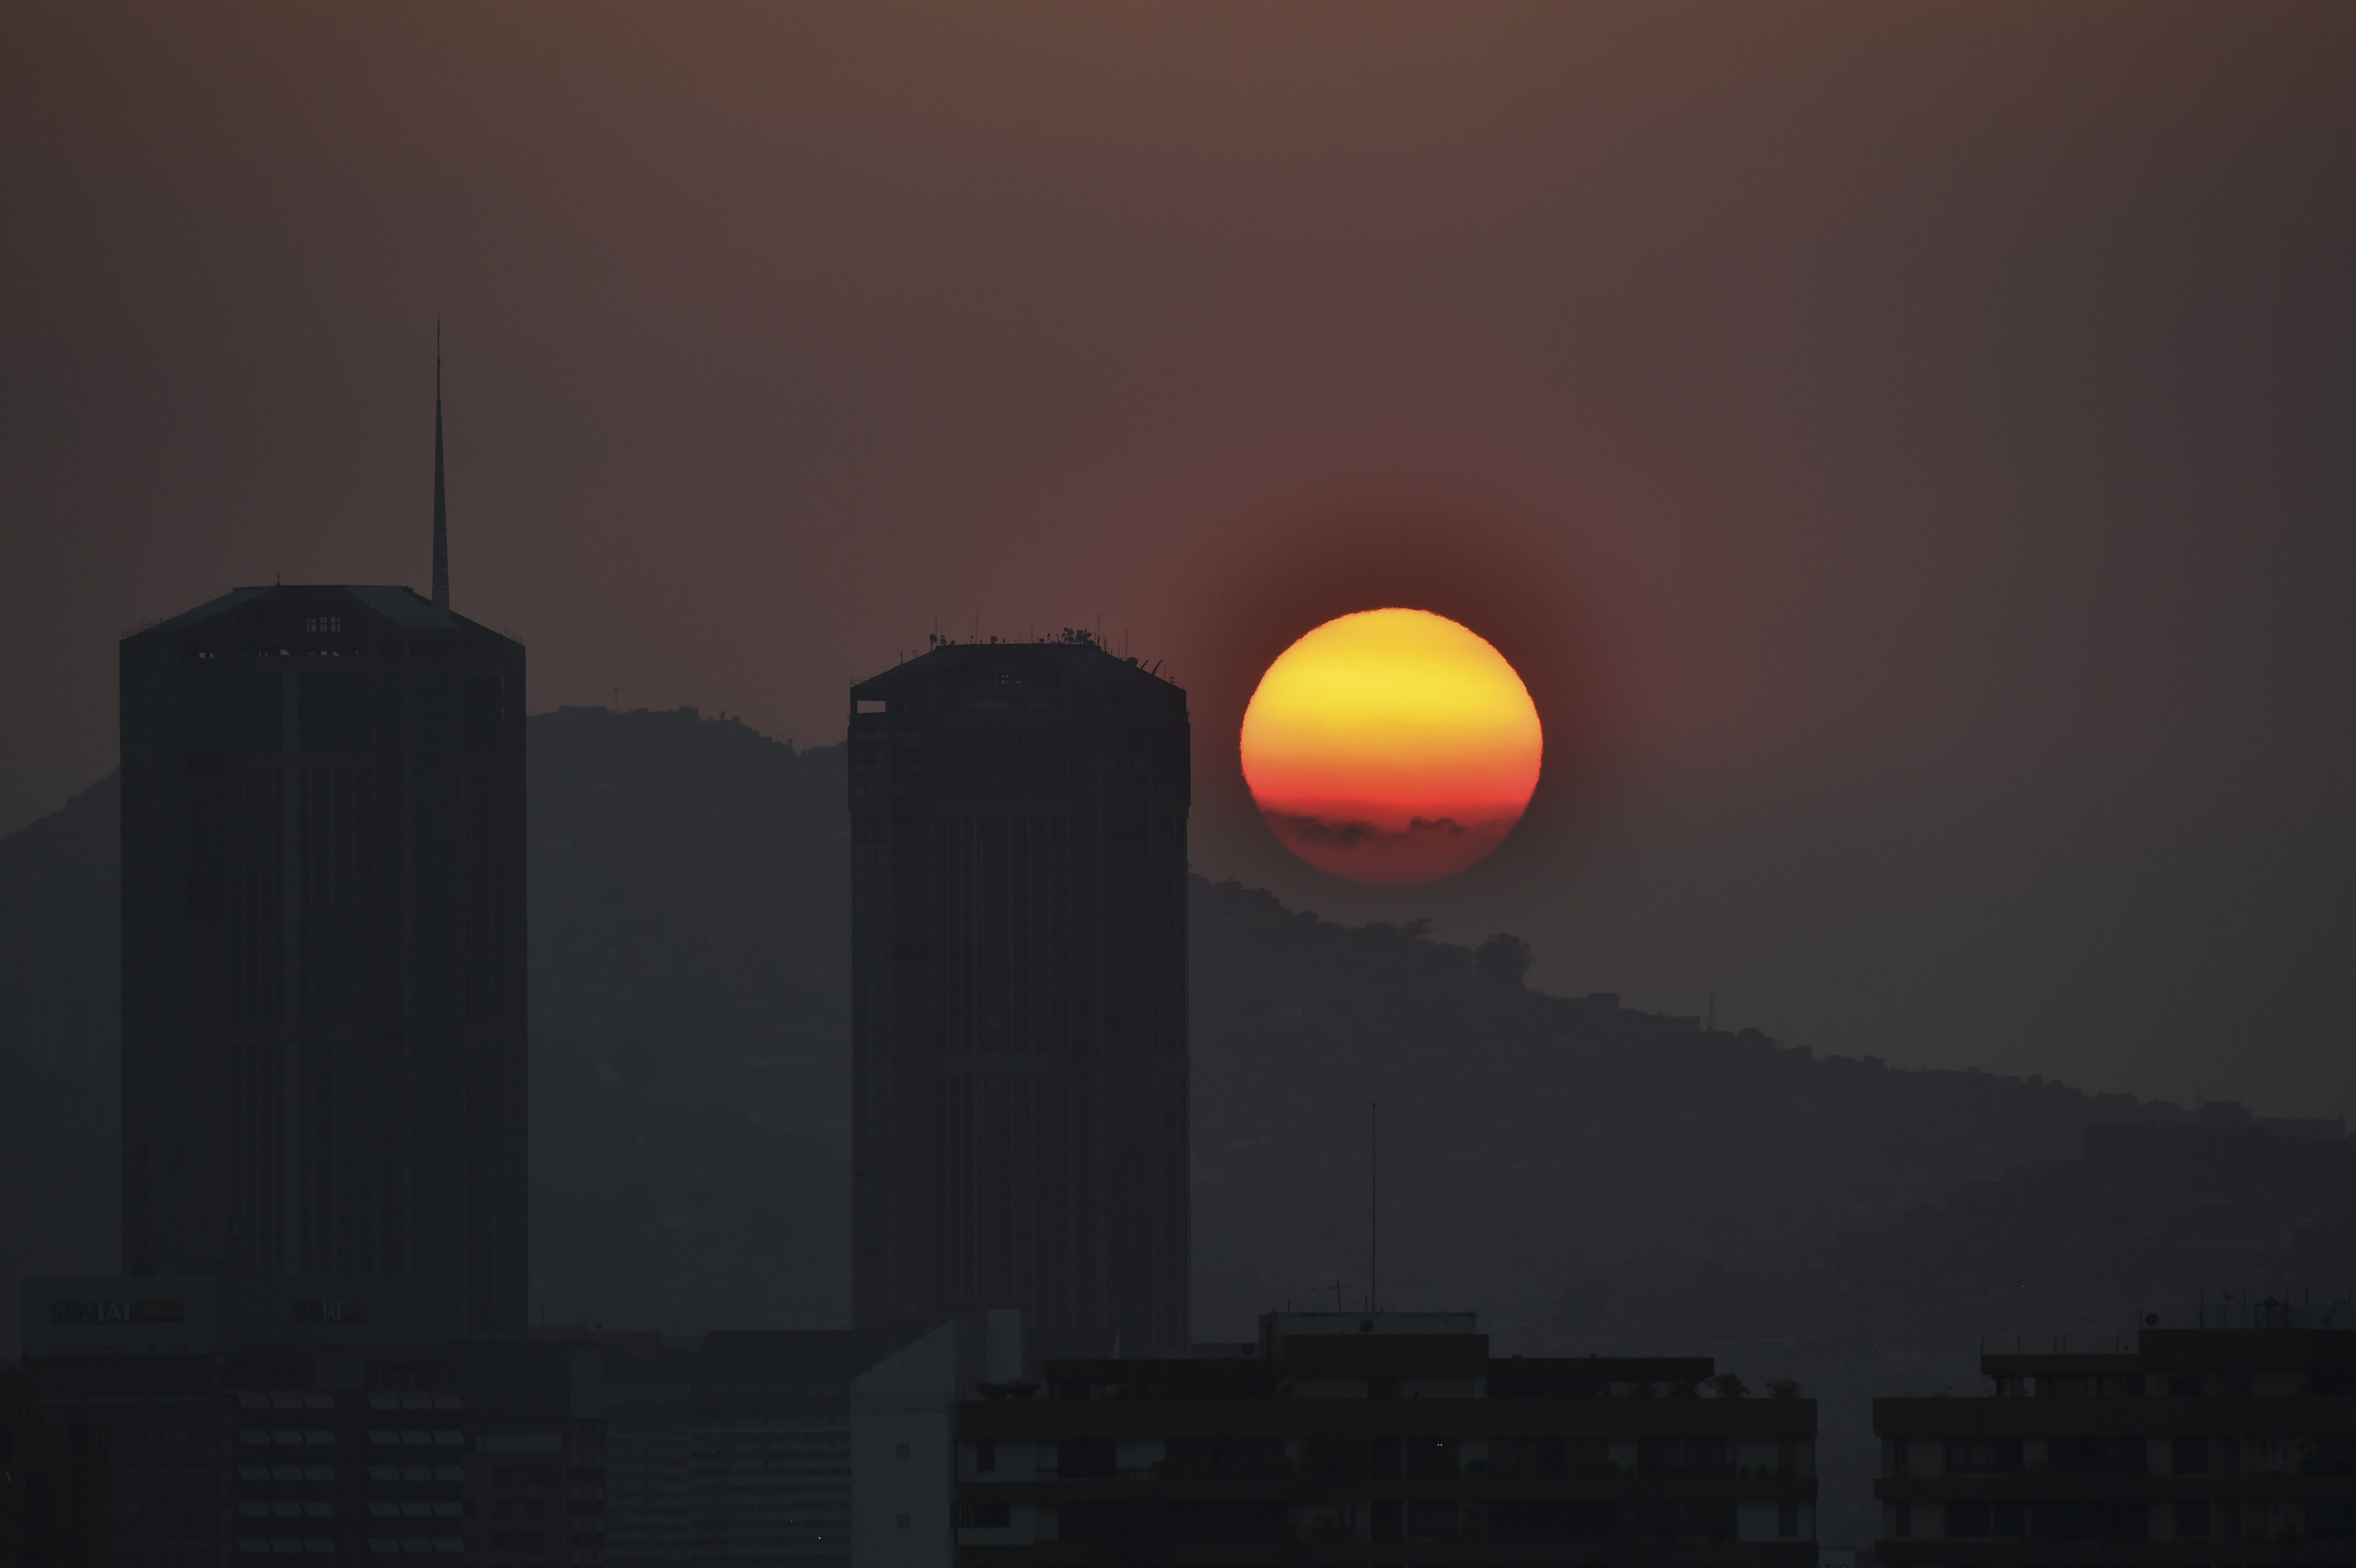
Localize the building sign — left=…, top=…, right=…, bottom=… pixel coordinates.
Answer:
left=49, top=1296, right=188, bottom=1326
left=22, top=1276, right=447, bottom=1355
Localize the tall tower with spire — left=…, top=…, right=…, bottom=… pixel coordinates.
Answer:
left=114, top=364, right=526, bottom=1335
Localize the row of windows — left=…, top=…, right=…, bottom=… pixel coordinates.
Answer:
left=484, top=1530, right=600, bottom=1553
left=236, top=1501, right=464, bottom=1520
left=378, top=1430, right=466, bottom=1448
left=1900, top=1432, right=2356, bottom=1477
left=964, top=1496, right=1797, bottom=1545
left=193, top=633, right=487, bottom=660
left=484, top=1463, right=570, bottom=1488
left=229, top=1465, right=470, bottom=1489
left=1899, top=1496, right=2356, bottom=1543
left=240, top=1429, right=465, bottom=1448
left=1039, top=1377, right=1712, bottom=1401
left=239, top=1465, right=336, bottom=1482
left=1888, top=1496, right=2356, bottom=1542
left=1994, top=1372, right=2356, bottom=1398
left=237, top=1539, right=336, bottom=1555
left=192, top=636, right=480, bottom=659
left=179, top=668, right=518, bottom=755
left=479, top=1497, right=590, bottom=1519
left=993, top=1436, right=1784, bottom=1481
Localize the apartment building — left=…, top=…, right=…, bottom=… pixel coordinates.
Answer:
left=953, top=1312, right=1816, bottom=1565
left=1876, top=1311, right=2356, bottom=1561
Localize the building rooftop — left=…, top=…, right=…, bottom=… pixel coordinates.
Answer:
left=124, top=583, right=515, bottom=644
left=850, top=632, right=1182, bottom=708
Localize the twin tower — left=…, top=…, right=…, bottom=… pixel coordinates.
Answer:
left=848, top=635, right=1193, bottom=1357
left=117, top=373, right=1192, bottom=1351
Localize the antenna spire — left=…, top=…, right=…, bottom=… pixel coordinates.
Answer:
left=432, top=321, right=450, bottom=612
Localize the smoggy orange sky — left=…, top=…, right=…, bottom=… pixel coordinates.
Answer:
left=5, top=4, right=2356, bottom=1116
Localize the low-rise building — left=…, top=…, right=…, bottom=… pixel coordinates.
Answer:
left=19, top=1275, right=604, bottom=1563
left=853, top=1310, right=1038, bottom=1568
left=1875, top=1314, right=2356, bottom=1561
left=559, top=1327, right=917, bottom=1568
left=953, top=1312, right=1817, bottom=1565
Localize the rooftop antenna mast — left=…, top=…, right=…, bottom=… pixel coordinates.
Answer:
left=432, top=320, right=450, bottom=612
left=1370, top=1101, right=1379, bottom=1313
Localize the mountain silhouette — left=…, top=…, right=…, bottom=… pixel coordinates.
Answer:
left=0, top=706, right=2334, bottom=1392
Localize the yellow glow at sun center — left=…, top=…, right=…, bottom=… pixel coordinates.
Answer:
left=1241, top=608, right=1542, bottom=885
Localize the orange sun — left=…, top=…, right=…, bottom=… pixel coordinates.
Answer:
left=1241, top=608, right=1543, bottom=885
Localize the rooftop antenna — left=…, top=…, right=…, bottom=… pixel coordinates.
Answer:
left=431, top=320, right=450, bottom=612
left=1370, top=1101, right=1379, bottom=1314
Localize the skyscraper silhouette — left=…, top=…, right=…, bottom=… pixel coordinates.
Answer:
left=849, top=634, right=1190, bottom=1355
left=117, top=366, right=526, bottom=1333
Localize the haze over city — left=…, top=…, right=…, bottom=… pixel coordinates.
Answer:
left=8, top=4, right=2355, bottom=1115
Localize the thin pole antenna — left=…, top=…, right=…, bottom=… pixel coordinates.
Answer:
left=431, top=317, right=450, bottom=612
left=1370, top=1101, right=1379, bottom=1314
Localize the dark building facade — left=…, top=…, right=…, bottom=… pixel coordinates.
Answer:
left=20, top=1275, right=600, bottom=1564
left=952, top=1312, right=1818, bottom=1564
left=119, top=578, right=526, bottom=1335
left=848, top=634, right=1190, bottom=1357
left=23, top=1281, right=603, bottom=1554
left=1, top=1365, right=109, bottom=1567
left=450, top=1341, right=609, bottom=1568
left=524, top=1325, right=918, bottom=1566
left=1876, top=1318, right=2356, bottom=1561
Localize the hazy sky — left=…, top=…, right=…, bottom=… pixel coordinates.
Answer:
left=7, top=5, right=2354, bottom=1114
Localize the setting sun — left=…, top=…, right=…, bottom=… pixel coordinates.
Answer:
left=1240, top=608, right=1543, bottom=885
